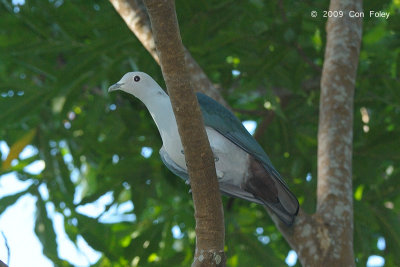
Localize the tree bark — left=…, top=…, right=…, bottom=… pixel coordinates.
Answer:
left=315, top=0, right=362, bottom=264
left=108, top=0, right=229, bottom=108
left=142, top=0, right=225, bottom=266
left=274, top=1, right=363, bottom=266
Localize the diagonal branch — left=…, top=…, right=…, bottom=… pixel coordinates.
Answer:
left=108, top=0, right=229, bottom=108
left=0, top=231, right=9, bottom=267
left=142, top=0, right=225, bottom=266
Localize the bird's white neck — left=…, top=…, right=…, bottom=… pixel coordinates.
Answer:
left=136, top=87, right=180, bottom=147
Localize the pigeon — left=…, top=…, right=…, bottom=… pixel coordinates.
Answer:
left=109, top=72, right=299, bottom=225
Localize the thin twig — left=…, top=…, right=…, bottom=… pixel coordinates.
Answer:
left=254, top=112, right=276, bottom=140
left=232, top=108, right=268, bottom=117
left=0, top=260, right=8, bottom=267
left=1, top=232, right=10, bottom=267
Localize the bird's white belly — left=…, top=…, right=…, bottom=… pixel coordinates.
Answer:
left=162, top=126, right=250, bottom=186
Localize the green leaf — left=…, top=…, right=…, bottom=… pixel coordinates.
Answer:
left=0, top=188, right=31, bottom=214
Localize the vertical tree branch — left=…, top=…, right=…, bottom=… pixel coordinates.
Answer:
left=317, top=0, right=362, bottom=265
left=142, top=0, right=225, bottom=266
left=272, top=1, right=363, bottom=266
left=108, top=0, right=229, bottom=107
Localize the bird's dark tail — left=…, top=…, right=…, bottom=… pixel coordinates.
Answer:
left=244, top=158, right=299, bottom=226
left=263, top=179, right=299, bottom=226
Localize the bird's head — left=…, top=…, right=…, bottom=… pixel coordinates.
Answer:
left=108, top=72, right=159, bottom=97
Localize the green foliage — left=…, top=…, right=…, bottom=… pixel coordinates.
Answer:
left=0, top=0, right=399, bottom=266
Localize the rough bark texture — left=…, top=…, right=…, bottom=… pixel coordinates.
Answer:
left=108, top=0, right=229, bottom=108
left=142, top=0, right=225, bottom=266
left=111, top=0, right=363, bottom=266
left=316, top=0, right=362, bottom=264
left=275, top=1, right=363, bottom=266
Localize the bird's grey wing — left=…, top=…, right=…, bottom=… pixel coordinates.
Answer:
left=160, top=147, right=260, bottom=203
left=197, top=92, right=285, bottom=184
left=197, top=93, right=299, bottom=223
left=159, top=147, right=189, bottom=182
left=218, top=182, right=263, bottom=205
left=160, top=143, right=297, bottom=224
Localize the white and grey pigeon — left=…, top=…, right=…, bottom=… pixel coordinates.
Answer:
left=109, top=72, right=299, bottom=225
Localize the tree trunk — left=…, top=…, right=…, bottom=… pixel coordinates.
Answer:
left=276, top=1, right=363, bottom=266
left=315, top=0, right=363, bottom=264
left=142, top=0, right=225, bottom=266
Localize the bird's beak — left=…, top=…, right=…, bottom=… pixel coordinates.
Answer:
left=108, top=83, right=124, bottom=92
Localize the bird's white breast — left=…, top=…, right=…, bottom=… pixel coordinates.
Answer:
left=145, top=95, right=250, bottom=186
left=162, top=126, right=250, bottom=186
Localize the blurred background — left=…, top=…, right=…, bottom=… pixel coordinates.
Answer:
left=0, top=0, right=399, bottom=266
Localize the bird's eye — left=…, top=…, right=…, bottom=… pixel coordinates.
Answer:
left=134, top=76, right=140, bottom=82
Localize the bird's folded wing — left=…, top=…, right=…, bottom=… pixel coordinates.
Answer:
left=159, top=147, right=189, bottom=181
left=160, top=147, right=261, bottom=202
left=196, top=92, right=287, bottom=186
left=218, top=182, right=264, bottom=205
